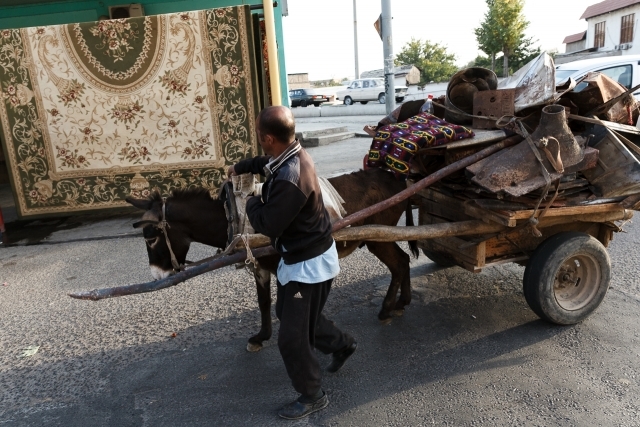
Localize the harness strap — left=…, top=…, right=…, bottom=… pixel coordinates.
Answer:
left=158, top=196, right=183, bottom=272
left=516, top=121, right=555, bottom=238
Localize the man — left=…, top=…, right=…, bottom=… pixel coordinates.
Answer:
left=228, top=106, right=357, bottom=420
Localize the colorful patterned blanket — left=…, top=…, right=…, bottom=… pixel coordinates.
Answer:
left=367, top=112, right=474, bottom=179
left=0, top=6, right=260, bottom=218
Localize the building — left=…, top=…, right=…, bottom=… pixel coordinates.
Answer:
left=563, top=31, right=587, bottom=53
left=288, top=73, right=311, bottom=90
left=557, top=0, right=640, bottom=63
left=359, top=65, right=421, bottom=87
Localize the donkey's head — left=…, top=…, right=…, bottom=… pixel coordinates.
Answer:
left=127, top=188, right=229, bottom=280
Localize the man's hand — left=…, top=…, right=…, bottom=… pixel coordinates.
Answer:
left=227, top=165, right=237, bottom=178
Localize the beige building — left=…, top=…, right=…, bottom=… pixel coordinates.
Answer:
left=287, top=73, right=311, bottom=90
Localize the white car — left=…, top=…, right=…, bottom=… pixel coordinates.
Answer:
left=555, top=55, right=640, bottom=99
left=336, top=78, right=407, bottom=105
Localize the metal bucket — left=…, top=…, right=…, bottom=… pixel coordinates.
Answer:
left=445, top=67, right=498, bottom=125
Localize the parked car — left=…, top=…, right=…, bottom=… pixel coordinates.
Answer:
left=288, top=89, right=329, bottom=107
left=336, top=78, right=407, bottom=105
left=555, top=55, right=640, bottom=99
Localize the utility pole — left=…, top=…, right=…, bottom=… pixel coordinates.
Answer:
left=353, top=0, right=359, bottom=79
left=381, top=0, right=394, bottom=114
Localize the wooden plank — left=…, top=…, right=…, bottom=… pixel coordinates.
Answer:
left=509, top=203, right=624, bottom=220
left=533, top=209, right=631, bottom=227
left=416, top=187, right=461, bottom=206
left=418, top=197, right=475, bottom=223
left=418, top=211, right=486, bottom=268
left=463, top=200, right=517, bottom=227
left=484, top=222, right=601, bottom=258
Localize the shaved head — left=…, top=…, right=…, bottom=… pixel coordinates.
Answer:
left=257, top=106, right=296, bottom=144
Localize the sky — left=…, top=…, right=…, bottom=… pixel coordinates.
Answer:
left=281, top=0, right=598, bottom=81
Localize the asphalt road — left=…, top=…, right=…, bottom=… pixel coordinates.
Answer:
left=1, top=117, right=640, bottom=426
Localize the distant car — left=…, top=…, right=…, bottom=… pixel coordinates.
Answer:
left=289, top=89, right=329, bottom=107
left=336, top=78, right=407, bottom=105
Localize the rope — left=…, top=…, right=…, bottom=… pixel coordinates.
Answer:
left=158, top=197, right=183, bottom=272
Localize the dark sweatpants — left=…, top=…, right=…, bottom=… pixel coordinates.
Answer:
left=275, top=278, right=353, bottom=398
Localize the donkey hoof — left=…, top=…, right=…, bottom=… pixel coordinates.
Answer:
left=246, top=342, right=263, bottom=352
left=379, top=317, right=393, bottom=326
left=392, top=309, right=405, bottom=317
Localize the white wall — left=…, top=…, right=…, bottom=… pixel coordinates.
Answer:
left=586, top=5, right=640, bottom=55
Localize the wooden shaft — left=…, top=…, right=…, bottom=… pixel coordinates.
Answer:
left=333, top=220, right=505, bottom=242
left=69, top=246, right=277, bottom=301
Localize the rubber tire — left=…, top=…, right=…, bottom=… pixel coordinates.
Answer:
left=313, top=102, right=321, bottom=107
left=300, top=100, right=308, bottom=107
left=422, top=248, right=456, bottom=268
left=523, top=231, right=611, bottom=325
left=378, top=93, right=386, bottom=104
left=344, top=96, right=353, bottom=106
left=396, top=97, right=404, bottom=103
left=361, top=101, right=369, bottom=105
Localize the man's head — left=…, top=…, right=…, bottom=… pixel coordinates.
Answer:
left=256, top=106, right=296, bottom=157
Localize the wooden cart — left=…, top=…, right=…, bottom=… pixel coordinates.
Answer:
left=414, top=185, right=633, bottom=325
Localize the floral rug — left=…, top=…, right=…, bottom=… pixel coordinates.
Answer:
left=0, top=6, right=260, bottom=218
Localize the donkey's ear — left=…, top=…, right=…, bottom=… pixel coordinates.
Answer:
left=125, top=196, right=153, bottom=211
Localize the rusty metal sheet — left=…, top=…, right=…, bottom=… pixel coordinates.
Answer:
left=582, top=125, right=640, bottom=197
left=472, top=89, right=515, bottom=129
left=469, top=145, right=597, bottom=197
left=564, top=72, right=635, bottom=123
left=497, top=53, right=556, bottom=112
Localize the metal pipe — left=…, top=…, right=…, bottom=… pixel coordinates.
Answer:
left=262, top=0, right=282, bottom=105
left=353, top=0, right=359, bottom=79
left=381, top=0, right=394, bottom=114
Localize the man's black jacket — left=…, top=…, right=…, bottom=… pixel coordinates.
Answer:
left=233, top=141, right=333, bottom=264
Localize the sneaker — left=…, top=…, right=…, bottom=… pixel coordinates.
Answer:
left=277, top=392, right=329, bottom=420
left=326, top=341, right=357, bottom=373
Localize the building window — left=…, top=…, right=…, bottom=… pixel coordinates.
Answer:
left=594, top=21, right=606, bottom=48
left=621, top=14, right=634, bottom=44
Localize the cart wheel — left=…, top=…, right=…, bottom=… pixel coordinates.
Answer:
left=523, top=232, right=611, bottom=325
left=422, top=249, right=455, bottom=268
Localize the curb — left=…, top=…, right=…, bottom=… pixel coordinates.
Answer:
left=291, top=103, right=387, bottom=118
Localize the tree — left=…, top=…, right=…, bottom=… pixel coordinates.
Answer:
left=394, top=38, right=458, bottom=84
left=508, top=35, right=541, bottom=72
left=474, top=0, right=501, bottom=72
left=466, top=33, right=540, bottom=74
left=474, top=0, right=529, bottom=77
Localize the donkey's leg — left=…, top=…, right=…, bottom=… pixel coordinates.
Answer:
left=366, top=241, right=411, bottom=324
left=247, top=267, right=272, bottom=352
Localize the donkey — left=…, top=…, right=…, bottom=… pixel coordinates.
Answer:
left=127, top=167, right=418, bottom=351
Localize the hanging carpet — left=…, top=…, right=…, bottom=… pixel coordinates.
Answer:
left=0, top=6, right=260, bottom=218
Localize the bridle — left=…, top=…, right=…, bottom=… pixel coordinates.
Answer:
left=133, top=196, right=184, bottom=272
left=133, top=192, right=257, bottom=275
